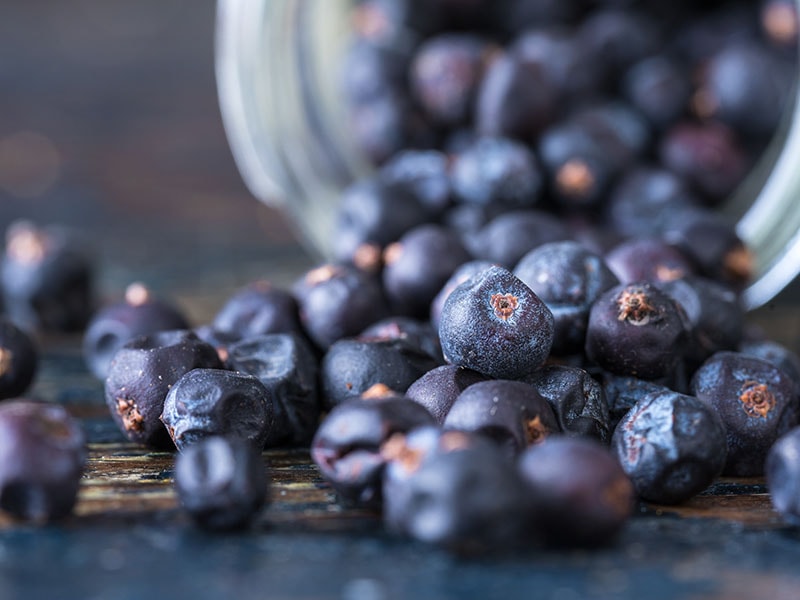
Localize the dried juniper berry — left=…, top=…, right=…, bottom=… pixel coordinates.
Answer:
left=381, top=224, right=471, bottom=318
left=379, top=149, right=453, bottom=215
left=660, top=206, right=753, bottom=288
left=694, top=41, right=793, bottom=138
left=430, top=260, right=495, bottom=332
left=212, top=280, right=302, bottom=340
left=360, top=316, right=442, bottom=363
left=599, top=373, right=673, bottom=431
left=518, top=436, right=635, bottom=547
left=571, top=102, right=652, bottom=170
left=310, top=396, right=435, bottom=508
left=467, top=210, right=570, bottom=269
left=105, top=330, right=223, bottom=449
left=320, top=336, right=441, bottom=410
left=691, top=351, right=799, bottom=477
left=525, top=365, right=611, bottom=444
left=585, top=281, right=689, bottom=380
left=659, top=122, right=750, bottom=205
left=444, top=379, right=559, bottom=457
left=410, top=33, right=495, bottom=127
left=474, top=51, right=558, bottom=140
left=622, top=55, right=692, bottom=129
left=192, top=326, right=244, bottom=367
left=450, top=137, right=543, bottom=208
left=514, top=241, right=619, bottom=355
left=0, top=318, right=37, bottom=400
left=439, top=265, right=554, bottom=380
left=175, top=435, right=269, bottom=531
left=604, top=237, right=694, bottom=285
left=761, top=0, right=799, bottom=49
left=612, top=389, right=727, bottom=504
left=341, top=36, right=411, bottom=106
left=83, top=282, right=191, bottom=380
left=655, top=276, right=744, bottom=368
left=578, top=8, right=662, bottom=76
left=405, top=365, right=488, bottom=424
left=333, top=176, right=430, bottom=262
left=227, top=333, right=320, bottom=447
left=766, top=426, right=800, bottom=525
left=1, top=220, right=94, bottom=333
left=292, top=263, right=389, bottom=351
left=0, top=400, right=86, bottom=522
left=161, top=368, right=274, bottom=453
left=604, top=166, right=700, bottom=239
left=382, top=433, right=528, bottom=554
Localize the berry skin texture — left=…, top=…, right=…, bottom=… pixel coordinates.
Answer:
left=405, top=365, right=488, bottom=424
left=161, top=368, right=275, bottom=453
left=175, top=436, right=269, bottom=531
left=612, top=389, right=727, bottom=504
left=766, top=426, right=800, bottom=526
left=439, top=265, right=554, bottom=380
left=691, top=351, right=799, bottom=477
left=0, top=400, right=86, bottom=523
left=585, top=281, right=689, bottom=380
left=104, top=330, right=223, bottom=450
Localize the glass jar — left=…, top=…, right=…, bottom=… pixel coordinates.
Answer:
left=215, top=0, right=800, bottom=311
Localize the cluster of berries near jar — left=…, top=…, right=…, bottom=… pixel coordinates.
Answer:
left=1, top=0, right=800, bottom=552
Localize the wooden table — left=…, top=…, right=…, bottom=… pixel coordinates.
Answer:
left=3, top=2, right=800, bottom=599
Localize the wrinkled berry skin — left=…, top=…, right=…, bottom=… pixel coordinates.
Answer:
left=0, top=318, right=38, bottom=400
left=227, top=333, right=320, bottom=447
left=292, top=263, right=389, bottom=351
left=0, top=400, right=86, bottom=522
left=321, top=337, right=441, bottom=410
left=383, top=439, right=528, bottom=554
left=612, top=390, right=727, bottom=504
left=585, top=282, right=689, bottom=380
left=406, top=365, right=488, bottom=424
left=518, top=436, right=635, bottom=547
left=175, top=436, right=269, bottom=531
left=525, top=365, right=611, bottom=444
left=444, top=379, right=560, bottom=457
left=212, top=281, right=302, bottom=340
left=514, top=241, right=619, bottom=355
left=161, top=368, right=275, bottom=453
left=105, top=331, right=223, bottom=450
left=691, top=351, right=799, bottom=477
left=311, top=397, right=435, bottom=508
left=766, top=427, right=800, bottom=526
left=439, top=266, right=554, bottom=380
left=600, top=373, right=672, bottom=431
left=83, top=284, right=191, bottom=380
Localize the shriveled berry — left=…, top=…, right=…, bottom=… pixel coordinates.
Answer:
left=525, top=365, right=611, bottom=443
left=161, top=368, right=275, bottom=452
left=0, top=400, right=86, bottom=522
left=175, top=436, right=269, bottom=531
left=227, top=333, right=320, bottom=447
left=105, top=330, right=223, bottom=449
left=439, top=265, right=554, bottom=379
left=310, top=396, right=435, bottom=508
left=612, top=389, right=727, bottom=504
left=212, top=280, right=302, bottom=339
